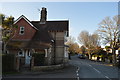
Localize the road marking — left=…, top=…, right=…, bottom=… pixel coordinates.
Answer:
left=77, top=77, right=79, bottom=80
left=88, top=64, right=92, bottom=67
left=76, top=66, right=80, bottom=80
left=76, top=70, right=78, bottom=73
left=93, top=68, right=101, bottom=74
left=88, top=64, right=101, bottom=74
left=88, top=64, right=112, bottom=80
left=105, top=76, right=112, bottom=80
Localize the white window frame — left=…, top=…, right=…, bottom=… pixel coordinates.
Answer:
left=45, top=49, right=48, bottom=57
left=18, top=50, right=24, bottom=57
left=19, top=26, right=25, bottom=35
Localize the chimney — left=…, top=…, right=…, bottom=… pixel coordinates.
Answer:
left=40, top=7, right=47, bottom=24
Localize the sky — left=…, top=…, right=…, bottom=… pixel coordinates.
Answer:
left=0, top=2, right=118, bottom=44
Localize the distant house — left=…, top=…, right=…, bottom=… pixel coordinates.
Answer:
left=7, top=7, right=69, bottom=69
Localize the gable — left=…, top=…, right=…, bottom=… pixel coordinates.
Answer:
left=12, top=17, right=36, bottom=40
left=14, top=15, right=38, bottom=30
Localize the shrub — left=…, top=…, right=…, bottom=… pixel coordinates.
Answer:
left=2, top=54, right=15, bottom=73
left=32, top=53, right=45, bottom=66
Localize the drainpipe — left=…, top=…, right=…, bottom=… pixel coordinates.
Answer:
left=54, top=32, right=56, bottom=65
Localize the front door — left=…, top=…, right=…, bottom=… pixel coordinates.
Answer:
left=25, top=50, right=31, bottom=65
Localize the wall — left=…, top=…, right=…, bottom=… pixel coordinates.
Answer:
left=13, top=18, right=36, bottom=40
left=50, top=31, right=66, bottom=64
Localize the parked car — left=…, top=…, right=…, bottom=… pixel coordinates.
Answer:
left=78, top=54, right=86, bottom=59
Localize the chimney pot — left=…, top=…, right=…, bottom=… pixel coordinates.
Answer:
left=40, top=7, right=47, bottom=24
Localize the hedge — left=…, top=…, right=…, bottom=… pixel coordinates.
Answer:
left=32, top=53, right=45, bottom=66
left=2, top=54, right=15, bottom=72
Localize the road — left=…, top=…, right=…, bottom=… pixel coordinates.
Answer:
left=2, top=55, right=120, bottom=80
left=70, top=55, right=120, bottom=80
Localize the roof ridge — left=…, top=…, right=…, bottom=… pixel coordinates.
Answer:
left=31, top=20, right=69, bottom=22
left=14, top=15, right=38, bottom=30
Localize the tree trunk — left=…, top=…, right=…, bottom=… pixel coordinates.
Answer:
left=3, top=42, right=7, bottom=54
left=112, top=48, right=117, bottom=66
left=88, top=53, right=92, bottom=60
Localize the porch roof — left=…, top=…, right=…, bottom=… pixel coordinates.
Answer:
left=7, top=41, right=51, bottom=49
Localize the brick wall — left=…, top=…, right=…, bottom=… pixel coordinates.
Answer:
left=13, top=18, right=36, bottom=40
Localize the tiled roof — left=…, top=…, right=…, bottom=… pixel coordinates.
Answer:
left=31, top=21, right=69, bottom=36
left=30, top=23, right=53, bottom=43
left=7, top=41, right=50, bottom=49
left=31, top=20, right=69, bottom=42
left=26, top=41, right=51, bottom=49
left=46, top=21, right=69, bottom=31
left=31, top=21, right=69, bottom=31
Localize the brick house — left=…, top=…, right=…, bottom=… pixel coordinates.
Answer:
left=7, top=7, right=69, bottom=69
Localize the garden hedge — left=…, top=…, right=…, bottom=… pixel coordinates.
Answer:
left=2, top=54, right=15, bottom=72
left=32, top=53, right=45, bottom=66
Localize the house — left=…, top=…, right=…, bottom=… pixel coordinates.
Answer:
left=7, top=7, right=69, bottom=70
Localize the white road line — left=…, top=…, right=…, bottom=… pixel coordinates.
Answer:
left=88, top=64, right=101, bottom=74
left=77, top=77, right=79, bottom=80
left=105, top=76, right=112, bottom=80
left=93, top=68, right=101, bottom=74
left=88, top=64, right=111, bottom=80
left=77, top=73, right=79, bottom=76
left=76, top=70, right=78, bottom=73
left=76, top=66, right=80, bottom=80
left=88, top=64, right=92, bottom=67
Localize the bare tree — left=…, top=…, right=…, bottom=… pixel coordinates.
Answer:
left=78, top=31, right=90, bottom=47
left=66, top=36, right=75, bottom=53
left=66, top=36, right=75, bottom=45
left=90, top=33, right=100, bottom=47
left=78, top=31, right=100, bottom=59
left=97, top=15, right=120, bottom=65
left=80, top=45, right=86, bottom=54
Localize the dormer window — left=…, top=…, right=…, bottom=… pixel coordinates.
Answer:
left=19, top=26, right=24, bottom=35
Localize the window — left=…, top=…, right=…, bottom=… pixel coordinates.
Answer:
left=19, top=51, right=22, bottom=55
left=18, top=51, right=24, bottom=57
left=19, top=26, right=24, bottom=35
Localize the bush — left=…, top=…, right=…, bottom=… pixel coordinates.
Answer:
left=32, top=53, right=45, bottom=66
left=107, top=53, right=113, bottom=63
left=2, top=54, right=15, bottom=73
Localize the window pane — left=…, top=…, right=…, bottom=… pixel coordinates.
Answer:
left=21, top=31, right=24, bottom=34
left=21, top=27, right=24, bottom=30
left=20, top=26, right=24, bottom=34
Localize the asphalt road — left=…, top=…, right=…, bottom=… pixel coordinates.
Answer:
left=70, top=55, right=120, bottom=80
left=2, top=55, right=120, bottom=80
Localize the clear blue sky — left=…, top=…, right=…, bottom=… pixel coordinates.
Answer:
left=1, top=2, right=118, bottom=43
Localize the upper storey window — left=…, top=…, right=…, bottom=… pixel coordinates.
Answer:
left=19, top=26, right=24, bottom=35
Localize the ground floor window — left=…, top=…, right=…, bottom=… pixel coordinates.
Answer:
left=18, top=50, right=24, bottom=57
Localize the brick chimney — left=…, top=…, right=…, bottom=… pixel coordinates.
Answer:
left=40, top=7, right=47, bottom=24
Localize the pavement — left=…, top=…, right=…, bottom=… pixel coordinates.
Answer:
left=2, top=62, right=77, bottom=79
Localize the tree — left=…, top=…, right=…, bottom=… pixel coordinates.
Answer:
left=97, top=15, right=120, bottom=65
left=90, top=33, right=100, bottom=47
left=66, top=36, right=80, bottom=54
left=78, top=31, right=90, bottom=48
left=66, top=36, right=75, bottom=45
left=0, top=14, right=17, bottom=53
left=78, top=31, right=100, bottom=59
left=92, top=47, right=107, bottom=62
left=80, top=45, right=86, bottom=54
